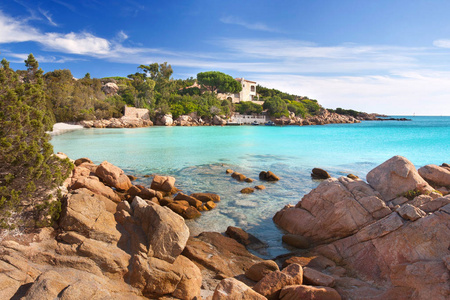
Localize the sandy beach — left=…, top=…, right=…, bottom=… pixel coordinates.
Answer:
left=48, top=122, right=85, bottom=136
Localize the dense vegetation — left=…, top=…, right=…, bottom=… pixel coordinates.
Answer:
left=0, top=55, right=73, bottom=228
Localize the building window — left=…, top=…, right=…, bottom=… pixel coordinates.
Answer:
left=251, top=85, right=255, bottom=92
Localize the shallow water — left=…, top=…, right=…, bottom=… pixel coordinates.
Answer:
left=51, top=116, right=450, bottom=258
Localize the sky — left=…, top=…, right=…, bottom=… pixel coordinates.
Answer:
left=1, top=0, right=450, bottom=115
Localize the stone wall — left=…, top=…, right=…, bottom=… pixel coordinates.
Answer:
left=123, top=106, right=150, bottom=120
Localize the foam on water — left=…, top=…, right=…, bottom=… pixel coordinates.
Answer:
left=51, top=116, right=450, bottom=258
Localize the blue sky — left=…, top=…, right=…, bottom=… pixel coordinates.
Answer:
left=1, top=0, right=450, bottom=115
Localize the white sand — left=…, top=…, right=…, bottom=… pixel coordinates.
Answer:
left=48, top=123, right=85, bottom=136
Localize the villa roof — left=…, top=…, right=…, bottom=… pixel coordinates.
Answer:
left=235, top=78, right=257, bottom=84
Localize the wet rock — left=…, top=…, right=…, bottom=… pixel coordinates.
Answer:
left=311, top=168, right=331, bottom=179
left=226, top=169, right=234, bottom=174
left=225, top=226, right=268, bottom=252
left=245, top=260, right=279, bottom=282
left=347, top=174, right=359, bottom=179
left=174, top=192, right=203, bottom=209
left=132, top=196, right=189, bottom=263
left=259, top=171, right=280, bottom=181
left=183, top=206, right=202, bottom=219
left=127, top=175, right=137, bottom=181
left=241, top=187, right=255, bottom=194
left=366, top=156, right=433, bottom=201
left=190, top=192, right=220, bottom=202
left=282, top=234, right=310, bottom=249
left=255, top=185, right=266, bottom=190
left=231, top=172, right=247, bottom=181
left=245, top=178, right=255, bottom=183
left=213, top=277, right=266, bottom=300
left=95, top=161, right=132, bottom=191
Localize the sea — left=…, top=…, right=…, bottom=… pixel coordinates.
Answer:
left=50, top=116, right=450, bottom=258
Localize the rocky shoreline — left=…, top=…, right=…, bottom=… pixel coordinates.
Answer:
left=1, top=155, right=448, bottom=299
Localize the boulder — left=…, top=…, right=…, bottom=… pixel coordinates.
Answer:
left=253, top=263, right=303, bottom=300
left=311, top=168, right=331, bottom=179
left=397, top=203, right=427, bottom=221
left=231, top=172, right=247, bottom=181
left=418, top=164, right=450, bottom=187
left=174, top=192, right=203, bottom=208
left=101, top=82, right=119, bottom=95
left=95, top=161, right=132, bottom=191
left=255, top=185, right=266, bottom=190
left=182, top=232, right=262, bottom=278
left=23, top=270, right=69, bottom=300
left=190, top=192, right=220, bottom=202
left=213, top=278, right=266, bottom=300
left=245, top=260, right=280, bottom=282
left=241, top=187, right=255, bottom=194
left=70, top=176, right=121, bottom=202
left=150, top=175, right=176, bottom=193
left=160, top=114, right=174, bottom=126
left=259, top=171, right=280, bottom=181
left=129, top=254, right=201, bottom=299
left=213, top=115, right=227, bottom=125
left=279, top=285, right=341, bottom=300
left=303, top=267, right=335, bottom=287
left=225, top=226, right=268, bottom=252
left=131, top=196, right=189, bottom=263
left=59, top=189, right=121, bottom=243
left=282, top=234, right=310, bottom=249
left=366, top=156, right=433, bottom=201
left=183, top=206, right=202, bottom=219
left=74, top=157, right=93, bottom=166
left=226, top=169, right=233, bottom=174
left=273, top=177, right=381, bottom=244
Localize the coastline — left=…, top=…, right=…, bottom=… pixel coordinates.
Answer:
left=47, top=122, right=85, bottom=136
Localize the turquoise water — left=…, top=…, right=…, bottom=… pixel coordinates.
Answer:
left=51, top=116, right=450, bottom=258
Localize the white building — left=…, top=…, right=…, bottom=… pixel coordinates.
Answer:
left=218, top=78, right=263, bottom=105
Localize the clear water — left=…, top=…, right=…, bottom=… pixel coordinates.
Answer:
left=51, top=116, right=450, bottom=258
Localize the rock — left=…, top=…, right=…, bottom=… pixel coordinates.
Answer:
left=150, top=175, right=176, bottom=193
left=95, top=161, right=132, bottom=191
left=347, top=174, right=359, bottom=179
left=281, top=255, right=336, bottom=270
left=161, top=114, right=174, bottom=126
left=75, top=157, right=93, bottom=166
left=231, top=172, right=247, bottom=181
left=303, top=267, right=335, bottom=287
left=418, top=164, right=450, bottom=187
left=253, top=263, right=303, bottom=300
left=182, top=232, right=262, bottom=278
left=225, top=226, right=268, bottom=252
left=273, top=177, right=381, bottom=243
left=205, top=201, right=217, bottom=210
left=136, top=185, right=162, bottom=200
left=241, top=187, right=255, bottom=194
left=226, top=169, right=233, bottom=174
left=190, top=192, right=220, bottom=202
left=183, top=206, right=202, bottom=219
left=59, top=189, right=121, bottom=243
left=282, top=234, right=310, bottom=249
left=245, top=260, right=279, bottom=282
left=127, top=175, right=137, bottom=181
left=245, top=178, right=255, bottom=183
left=311, top=168, right=331, bottom=179
left=23, top=270, right=69, bottom=300
left=131, top=196, right=189, bottom=263
left=167, top=202, right=187, bottom=215
left=70, top=176, right=121, bottom=202
left=419, top=195, right=450, bottom=212
left=174, top=192, right=203, bottom=208
left=279, top=285, right=341, bottom=300
left=366, top=156, right=433, bottom=201
left=129, top=254, right=201, bottom=299
left=213, top=115, right=227, bottom=126
left=259, top=171, right=280, bottom=181
left=101, top=82, right=119, bottom=95
left=213, top=278, right=266, bottom=300
left=397, top=203, right=427, bottom=221
left=255, top=185, right=266, bottom=190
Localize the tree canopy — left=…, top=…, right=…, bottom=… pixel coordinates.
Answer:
left=197, top=71, right=242, bottom=93
left=0, top=55, right=72, bottom=228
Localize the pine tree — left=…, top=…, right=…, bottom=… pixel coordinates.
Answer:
left=0, top=55, right=72, bottom=228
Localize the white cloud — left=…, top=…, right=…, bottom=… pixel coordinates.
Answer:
left=253, top=72, right=450, bottom=115
left=433, top=39, right=450, bottom=48
left=42, top=32, right=111, bottom=55
left=0, top=11, right=40, bottom=43
left=38, top=8, right=58, bottom=26
left=220, top=16, right=279, bottom=32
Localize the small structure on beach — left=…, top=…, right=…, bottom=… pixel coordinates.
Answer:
left=123, top=106, right=150, bottom=120
left=228, top=112, right=268, bottom=125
